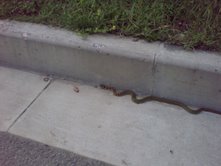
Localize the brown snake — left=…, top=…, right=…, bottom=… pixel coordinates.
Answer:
left=100, top=84, right=221, bottom=115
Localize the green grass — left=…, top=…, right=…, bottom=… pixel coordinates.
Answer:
left=1, top=0, right=221, bottom=51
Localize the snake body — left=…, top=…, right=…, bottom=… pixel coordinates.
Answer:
left=100, top=84, right=220, bottom=115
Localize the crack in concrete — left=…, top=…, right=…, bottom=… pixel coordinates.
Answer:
left=7, top=79, right=53, bottom=132
left=150, top=53, right=157, bottom=95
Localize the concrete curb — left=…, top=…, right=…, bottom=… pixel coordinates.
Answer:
left=0, top=20, right=221, bottom=111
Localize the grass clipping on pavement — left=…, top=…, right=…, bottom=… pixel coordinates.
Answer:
left=1, top=0, right=221, bottom=51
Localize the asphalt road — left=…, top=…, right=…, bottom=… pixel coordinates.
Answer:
left=0, top=132, right=113, bottom=166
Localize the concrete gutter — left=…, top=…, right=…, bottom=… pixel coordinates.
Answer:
left=0, top=20, right=221, bottom=112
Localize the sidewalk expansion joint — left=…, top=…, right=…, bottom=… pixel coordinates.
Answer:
left=150, top=53, right=157, bottom=95
left=7, top=79, right=53, bottom=132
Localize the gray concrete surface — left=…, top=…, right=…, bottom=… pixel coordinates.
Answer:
left=0, top=131, right=112, bottom=166
left=0, top=66, right=49, bottom=131
left=153, top=45, right=221, bottom=111
left=0, top=20, right=221, bottom=111
left=0, top=20, right=155, bottom=95
left=9, top=79, right=221, bottom=166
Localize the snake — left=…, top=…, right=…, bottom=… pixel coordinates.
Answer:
left=100, top=84, right=221, bottom=115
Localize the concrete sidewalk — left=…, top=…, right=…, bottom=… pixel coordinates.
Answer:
left=0, top=66, right=221, bottom=166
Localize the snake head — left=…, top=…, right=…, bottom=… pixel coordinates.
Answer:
left=100, top=84, right=106, bottom=89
